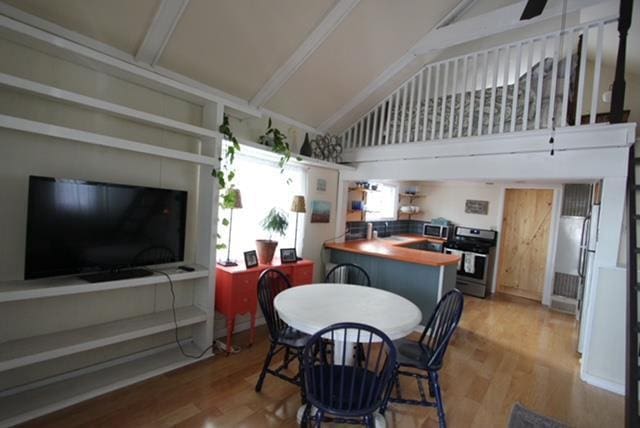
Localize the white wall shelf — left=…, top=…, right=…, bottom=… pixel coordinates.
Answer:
left=0, top=114, right=218, bottom=166
left=0, top=342, right=210, bottom=428
left=0, top=72, right=219, bottom=140
left=236, top=137, right=355, bottom=172
left=0, top=266, right=208, bottom=303
left=0, top=306, right=206, bottom=372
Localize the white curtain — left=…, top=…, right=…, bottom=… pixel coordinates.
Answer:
left=219, top=151, right=306, bottom=262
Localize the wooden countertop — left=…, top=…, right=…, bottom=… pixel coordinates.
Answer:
left=325, top=234, right=460, bottom=267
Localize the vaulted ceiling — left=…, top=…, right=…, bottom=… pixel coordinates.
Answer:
left=1, top=0, right=631, bottom=134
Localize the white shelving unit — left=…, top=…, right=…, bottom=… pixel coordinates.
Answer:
left=0, top=65, right=223, bottom=426
left=0, top=343, right=207, bottom=428
left=0, top=305, right=207, bottom=372
left=0, top=266, right=208, bottom=303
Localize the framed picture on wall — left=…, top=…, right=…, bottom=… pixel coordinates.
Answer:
left=280, top=248, right=297, bottom=264
left=244, top=250, right=258, bottom=268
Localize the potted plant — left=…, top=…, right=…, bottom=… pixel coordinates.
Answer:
left=256, top=208, right=289, bottom=264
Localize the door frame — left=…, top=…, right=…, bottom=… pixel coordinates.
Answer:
left=491, top=183, right=563, bottom=306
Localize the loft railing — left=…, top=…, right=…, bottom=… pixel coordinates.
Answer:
left=340, top=16, right=617, bottom=150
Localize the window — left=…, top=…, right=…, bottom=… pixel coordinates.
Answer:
left=366, top=183, right=398, bottom=221
left=218, top=147, right=306, bottom=262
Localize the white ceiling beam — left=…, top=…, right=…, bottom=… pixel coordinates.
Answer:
left=250, top=0, right=359, bottom=108
left=135, top=0, right=189, bottom=65
left=317, top=0, right=476, bottom=133
left=412, top=0, right=604, bottom=55
left=318, top=0, right=605, bottom=133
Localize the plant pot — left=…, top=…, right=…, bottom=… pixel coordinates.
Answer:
left=256, top=239, right=278, bottom=264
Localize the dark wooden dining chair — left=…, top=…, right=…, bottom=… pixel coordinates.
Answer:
left=301, top=322, right=397, bottom=427
left=254, top=269, right=309, bottom=401
left=388, top=289, right=464, bottom=428
left=325, top=263, right=371, bottom=287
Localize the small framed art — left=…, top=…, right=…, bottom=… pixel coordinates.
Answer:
left=280, top=248, right=298, bottom=264
left=244, top=250, right=258, bottom=268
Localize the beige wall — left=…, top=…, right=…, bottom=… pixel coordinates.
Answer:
left=402, top=181, right=502, bottom=230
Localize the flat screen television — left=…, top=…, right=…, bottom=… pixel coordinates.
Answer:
left=25, top=176, right=187, bottom=280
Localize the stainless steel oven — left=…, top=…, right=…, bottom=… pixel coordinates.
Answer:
left=444, top=227, right=498, bottom=298
left=423, top=223, right=449, bottom=239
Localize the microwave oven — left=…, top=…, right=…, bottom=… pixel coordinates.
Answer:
left=423, top=223, right=449, bottom=239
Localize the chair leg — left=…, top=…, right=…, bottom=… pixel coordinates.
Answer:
left=300, top=403, right=311, bottom=428
left=297, top=351, right=307, bottom=404
left=313, top=410, right=323, bottom=428
left=379, top=364, right=398, bottom=415
left=255, top=343, right=275, bottom=392
left=284, top=347, right=290, bottom=369
left=429, top=371, right=446, bottom=428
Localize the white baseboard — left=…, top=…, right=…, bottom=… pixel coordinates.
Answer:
left=580, top=372, right=625, bottom=395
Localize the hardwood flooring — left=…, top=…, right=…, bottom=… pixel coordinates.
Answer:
left=21, top=294, right=623, bottom=427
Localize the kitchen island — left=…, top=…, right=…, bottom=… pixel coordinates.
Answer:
left=325, top=235, right=460, bottom=324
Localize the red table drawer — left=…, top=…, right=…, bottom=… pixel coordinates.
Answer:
left=293, top=265, right=314, bottom=285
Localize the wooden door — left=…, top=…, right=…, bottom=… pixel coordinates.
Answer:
left=497, top=189, right=553, bottom=301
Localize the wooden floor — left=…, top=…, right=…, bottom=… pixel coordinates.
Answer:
left=21, top=294, right=623, bottom=427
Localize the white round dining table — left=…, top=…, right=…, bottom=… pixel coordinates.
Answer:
left=275, top=283, right=422, bottom=342
left=275, top=283, right=421, bottom=427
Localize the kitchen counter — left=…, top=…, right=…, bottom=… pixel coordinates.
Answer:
left=324, top=234, right=459, bottom=267
left=325, top=234, right=459, bottom=323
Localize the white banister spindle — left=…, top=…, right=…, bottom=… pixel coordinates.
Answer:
left=510, top=43, right=522, bottom=132
left=590, top=22, right=604, bottom=124
left=406, top=76, right=416, bottom=142
left=523, top=41, right=534, bottom=131
left=458, top=56, right=468, bottom=137
left=357, top=120, right=364, bottom=147
left=534, top=37, right=546, bottom=129
left=488, top=49, right=499, bottom=134
left=499, top=46, right=510, bottom=133
left=377, top=101, right=385, bottom=145
left=422, top=66, right=432, bottom=141
left=349, top=127, right=355, bottom=148
left=382, top=94, right=393, bottom=144
left=370, top=107, right=378, bottom=146
left=548, top=33, right=560, bottom=129
left=391, top=90, right=400, bottom=144
left=448, top=58, right=458, bottom=138
left=431, top=63, right=440, bottom=141
left=439, top=61, right=449, bottom=140
left=398, top=84, right=408, bottom=143
left=468, top=53, right=477, bottom=137
left=414, top=70, right=424, bottom=141
left=560, top=29, right=574, bottom=127
left=363, top=114, right=371, bottom=147
left=478, top=51, right=489, bottom=136
left=575, top=27, right=589, bottom=126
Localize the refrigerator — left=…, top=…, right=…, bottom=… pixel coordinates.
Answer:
left=551, top=183, right=600, bottom=353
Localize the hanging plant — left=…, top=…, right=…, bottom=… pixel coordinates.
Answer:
left=258, top=118, right=301, bottom=174
left=213, top=114, right=241, bottom=250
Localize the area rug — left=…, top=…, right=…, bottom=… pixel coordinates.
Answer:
left=507, top=402, right=569, bottom=428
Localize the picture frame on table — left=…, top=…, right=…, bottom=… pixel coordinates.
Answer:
left=244, top=250, right=258, bottom=268
left=280, top=248, right=298, bottom=264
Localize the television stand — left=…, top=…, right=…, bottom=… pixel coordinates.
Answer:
left=79, top=268, right=153, bottom=283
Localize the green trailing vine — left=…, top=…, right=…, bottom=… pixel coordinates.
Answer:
left=258, top=118, right=301, bottom=177
left=213, top=114, right=241, bottom=250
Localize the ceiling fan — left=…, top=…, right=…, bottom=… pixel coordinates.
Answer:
left=520, top=0, right=548, bottom=20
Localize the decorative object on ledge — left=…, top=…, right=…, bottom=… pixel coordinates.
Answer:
left=218, top=188, right=243, bottom=266
left=465, top=199, right=489, bottom=215
left=311, top=200, right=331, bottom=223
left=257, top=207, right=289, bottom=264
left=311, top=134, right=342, bottom=163
left=300, top=132, right=312, bottom=157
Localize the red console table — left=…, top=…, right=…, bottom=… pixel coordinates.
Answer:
left=215, top=259, right=314, bottom=353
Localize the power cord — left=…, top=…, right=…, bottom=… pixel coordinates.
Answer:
left=145, top=268, right=216, bottom=359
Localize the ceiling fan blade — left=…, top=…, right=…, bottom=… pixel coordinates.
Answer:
left=520, top=0, right=548, bottom=20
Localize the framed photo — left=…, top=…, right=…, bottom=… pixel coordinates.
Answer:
left=243, top=250, right=258, bottom=268
left=310, top=200, right=331, bottom=223
left=316, top=178, right=327, bottom=192
left=280, top=248, right=298, bottom=264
